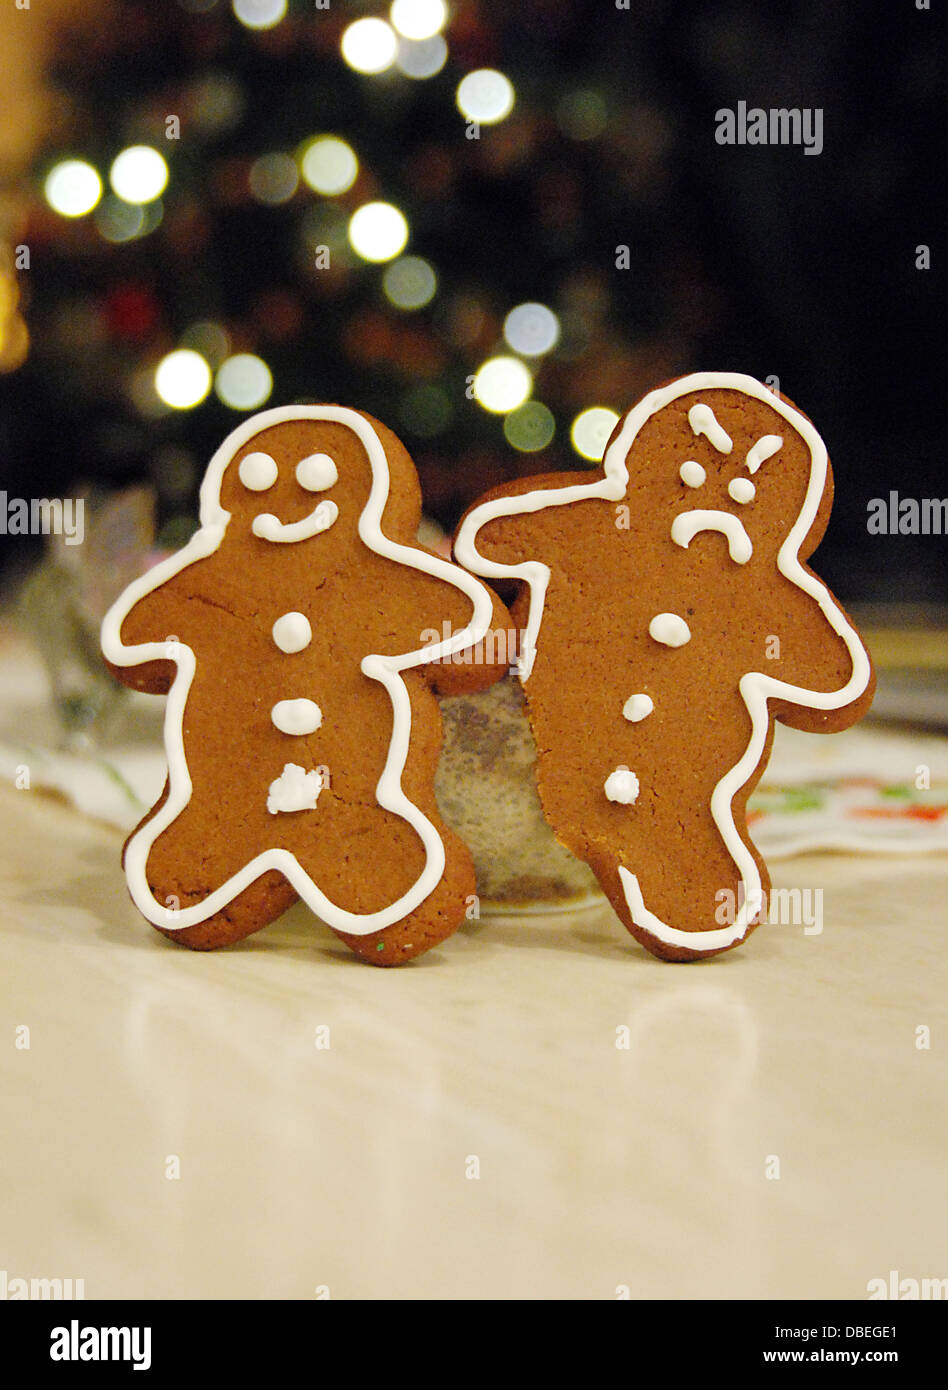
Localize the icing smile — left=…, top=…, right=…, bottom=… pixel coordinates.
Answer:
left=670, top=508, right=752, bottom=564
left=252, top=499, right=338, bottom=543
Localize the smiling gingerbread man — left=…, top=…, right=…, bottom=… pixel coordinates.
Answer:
left=455, top=372, right=875, bottom=959
left=103, top=405, right=510, bottom=965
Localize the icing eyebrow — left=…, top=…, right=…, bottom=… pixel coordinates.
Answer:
left=745, top=434, right=782, bottom=474
left=688, top=403, right=733, bottom=454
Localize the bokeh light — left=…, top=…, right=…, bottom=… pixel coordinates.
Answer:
left=94, top=196, right=145, bottom=243
left=382, top=255, right=438, bottom=310
left=473, top=356, right=532, bottom=414
left=456, top=70, right=515, bottom=125
left=556, top=89, right=609, bottom=141
left=44, top=160, right=102, bottom=218
left=341, top=18, right=398, bottom=74
left=215, top=353, right=273, bottom=410
left=180, top=321, right=231, bottom=368
left=348, top=201, right=409, bottom=262
left=109, top=146, right=168, bottom=204
left=504, top=401, right=556, bottom=452
left=395, top=35, right=448, bottom=79
left=232, top=0, right=287, bottom=31
left=570, top=406, right=620, bottom=461
left=154, top=350, right=212, bottom=410
left=249, top=152, right=298, bottom=205
left=399, top=383, right=453, bottom=437
left=299, top=136, right=359, bottom=196
left=503, top=302, right=560, bottom=357
left=390, top=0, right=447, bottom=41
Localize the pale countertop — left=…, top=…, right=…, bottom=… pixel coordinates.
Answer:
left=1, top=778, right=946, bottom=1301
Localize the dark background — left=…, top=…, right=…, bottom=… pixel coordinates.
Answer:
left=0, top=0, right=943, bottom=601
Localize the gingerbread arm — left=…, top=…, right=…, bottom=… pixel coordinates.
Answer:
left=101, top=545, right=210, bottom=694
left=365, top=547, right=514, bottom=695
left=754, top=566, right=875, bottom=734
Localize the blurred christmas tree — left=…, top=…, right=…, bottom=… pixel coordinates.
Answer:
left=5, top=0, right=702, bottom=552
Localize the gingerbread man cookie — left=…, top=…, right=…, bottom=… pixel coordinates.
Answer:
left=455, top=372, right=875, bottom=960
left=102, top=406, right=510, bottom=965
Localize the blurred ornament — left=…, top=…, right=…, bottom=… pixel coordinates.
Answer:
left=154, top=349, right=213, bottom=409
left=180, top=321, right=231, bottom=367
left=299, top=136, right=359, bottom=196
left=104, top=284, right=161, bottom=342
left=504, top=401, right=556, bottom=453
left=232, top=0, right=287, bottom=32
left=395, top=35, right=448, bottom=80
left=94, top=196, right=146, bottom=244
left=503, top=302, right=560, bottom=357
left=109, top=145, right=169, bottom=204
left=0, top=312, right=29, bottom=374
left=341, top=18, right=398, bottom=75
left=473, top=356, right=532, bottom=414
left=383, top=255, right=438, bottom=311
left=390, top=0, right=447, bottom=41
left=251, top=289, right=303, bottom=342
left=249, top=152, right=298, bottom=205
left=456, top=70, right=515, bottom=125
left=215, top=352, right=273, bottom=409
left=44, top=159, right=102, bottom=218
left=556, top=89, right=608, bottom=142
left=0, top=245, right=28, bottom=373
left=399, top=382, right=453, bottom=438
left=570, top=406, right=619, bottom=461
left=348, top=201, right=409, bottom=262
left=184, top=72, right=245, bottom=136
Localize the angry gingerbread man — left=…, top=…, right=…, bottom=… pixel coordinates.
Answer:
left=455, top=371, right=875, bottom=960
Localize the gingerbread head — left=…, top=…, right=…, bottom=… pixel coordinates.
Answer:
left=455, top=372, right=875, bottom=960
left=102, top=405, right=511, bottom=965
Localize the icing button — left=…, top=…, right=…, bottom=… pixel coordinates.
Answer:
left=272, top=611, right=312, bottom=654
left=648, top=613, right=691, bottom=647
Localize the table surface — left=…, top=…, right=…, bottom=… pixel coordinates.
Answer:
left=1, top=778, right=946, bottom=1301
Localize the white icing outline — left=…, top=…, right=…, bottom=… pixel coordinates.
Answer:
left=671, top=508, right=753, bottom=564
left=252, top=498, right=338, bottom=543
left=454, top=371, right=872, bottom=953
left=102, top=405, right=495, bottom=936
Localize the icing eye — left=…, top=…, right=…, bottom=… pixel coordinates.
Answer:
left=238, top=452, right=278, bottom=491
left=679, top=460, right=706, bottom=488
left=728, top=478, right=756, bottom=504
left=296, top=453, right=338, bottom=492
